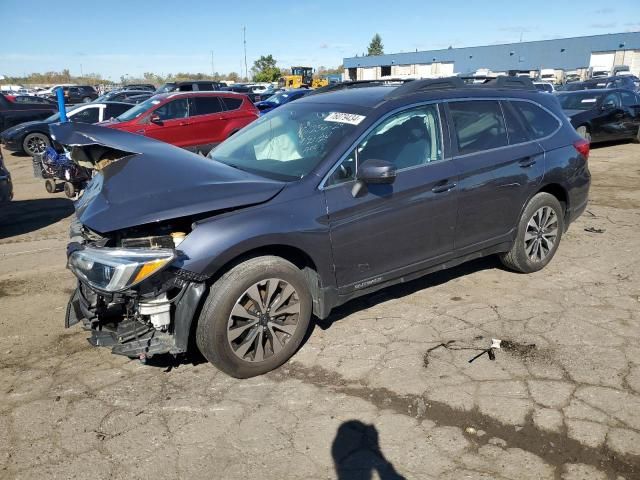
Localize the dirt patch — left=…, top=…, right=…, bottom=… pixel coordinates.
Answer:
left=272, top=362, right=640, bottom=479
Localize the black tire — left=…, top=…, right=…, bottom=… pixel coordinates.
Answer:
left=22, top=133, right=50, bottom=156
left=576, top=125, right=591, bottom=143
left=63, top=182, right=75, bottom=198
left=44, top=178, right=58, bottom=193
left=82, top=96, right=92, bottom=103
left=196, top=256, right=312, bottom=378
left=632, top=125, right=640, bottom=144
left=500, top=192, right=565, bottom=273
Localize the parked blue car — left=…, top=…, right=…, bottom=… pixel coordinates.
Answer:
left=254, top=89, right=311, bottom=115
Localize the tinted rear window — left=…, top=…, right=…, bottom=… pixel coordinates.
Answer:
left=193, top=96, right=223, bottom=115
left=511, top=101, right=560, bottom=139
left=194, top=82, right=214, bottom=91
left=221, top=97, right=243, bottom=111
left=501, top=102, right=530, bottom=144
left=449, top=100, right=507, bottom=154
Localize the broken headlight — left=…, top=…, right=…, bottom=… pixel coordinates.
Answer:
left=68, top=247, right=175, bottom=292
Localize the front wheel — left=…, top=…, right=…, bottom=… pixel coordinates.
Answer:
left=500, top=192, right=564, bottom=273
left=23, top=133, right=50, bottom=156
left=196, top=256, right=312, bottom=378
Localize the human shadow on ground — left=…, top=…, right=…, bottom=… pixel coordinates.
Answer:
left=332, top=420, right=406, bottom=480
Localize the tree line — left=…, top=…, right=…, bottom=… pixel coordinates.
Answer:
left=3, top=34, right=384, bottom=87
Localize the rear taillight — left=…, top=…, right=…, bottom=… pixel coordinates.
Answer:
left=573, top=138, right=590, bottom=161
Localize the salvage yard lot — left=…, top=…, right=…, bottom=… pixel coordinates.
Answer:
left=1, top=142, right=639, bottom=479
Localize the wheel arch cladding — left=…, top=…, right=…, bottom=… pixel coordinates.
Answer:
left=537, top=183, right=568, bottom=213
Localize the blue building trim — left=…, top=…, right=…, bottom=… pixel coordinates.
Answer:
left=344, top=32, right=640, bottom=72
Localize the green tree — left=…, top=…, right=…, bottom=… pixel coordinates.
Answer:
left=251, top=55, right=281, bottom=82
left=367, top=34, right=384, bottom=56
left=226, top=72, right=240, bottom=82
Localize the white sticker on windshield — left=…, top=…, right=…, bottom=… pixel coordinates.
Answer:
left=324, top=112, right=366, bottom=125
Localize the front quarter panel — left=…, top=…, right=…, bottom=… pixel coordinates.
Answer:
left=175, top=190, right=334, bottom=286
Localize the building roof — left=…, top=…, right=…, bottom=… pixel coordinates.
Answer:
left=344, top=32, right=640, bottom=72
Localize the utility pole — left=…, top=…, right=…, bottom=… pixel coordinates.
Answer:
left=80, top=63, right=83, bottom=77
left=243, top=26, right=248, bottom=81
left=210, top=50, right=214, bottom=77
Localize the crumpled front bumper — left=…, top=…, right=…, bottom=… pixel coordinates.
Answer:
left=65, top=280, right=206, bottom=358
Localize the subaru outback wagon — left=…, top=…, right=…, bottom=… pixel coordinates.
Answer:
left=59, top=76, right=590, bottom=378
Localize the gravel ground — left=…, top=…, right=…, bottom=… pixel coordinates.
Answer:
left=1, top=141, right=639, bottom=480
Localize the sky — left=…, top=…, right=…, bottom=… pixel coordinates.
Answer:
left=2, top=0, right=639, bottom=80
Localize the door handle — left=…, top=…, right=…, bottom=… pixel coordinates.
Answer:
left=519, top=157, right=537, bottom=168
left=432, top=182, right=457, bottom=193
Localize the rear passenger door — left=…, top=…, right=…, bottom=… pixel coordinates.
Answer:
left=220, top=96, right=254, bottom=135
left=620, top=90, right=640, bottom=137
left=447, top=99, right=545, bottom=252
left=190, top=96, right=226, bottom=149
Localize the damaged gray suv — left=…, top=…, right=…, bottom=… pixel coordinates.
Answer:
left=60, top=77, right=591, bottom=378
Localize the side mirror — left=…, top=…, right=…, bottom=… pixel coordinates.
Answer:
left=601, top=102, right=616, bottom=110
left=150, top=114, right=162, bottom=124
left=357, top=159, right=397, bottom=184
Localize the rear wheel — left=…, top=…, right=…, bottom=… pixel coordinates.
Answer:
left=576, top=125, right=591, bottom=143
left=23, top=133, right=50, bottom=156
left=196, top=256, right=312, bottom=378
left=63, top=182, right=76, bottom=198
left=44, top=178, right=58, bottom=193
left=82, top=96, right=92, bottom=103
left=500, top=192, right=564, bottom=273
left=632, top=125, right=640, bottom=144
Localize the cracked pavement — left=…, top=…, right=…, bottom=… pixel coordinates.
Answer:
left=1, top=141, right=639, bottom=479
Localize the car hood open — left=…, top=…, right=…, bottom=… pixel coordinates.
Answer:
left=50, top=123, right=285, bottom=233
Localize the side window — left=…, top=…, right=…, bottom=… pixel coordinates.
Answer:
left=621, top=90, right=636, bottom=107
left=511, top=101, right=560, bottom=139
left=71, top=107, right=99, bottom=124
left=104, top=104, right=130, bottom=119
left=502, top=102, right=530, bottom=144
left=153, top=99, right=189, bottom=120
left=326, top=149, right=356, bottom=186
left=221, top=97, right=243, bottom=111
left=326, top=105, right=442, bottom=186
left=449, top=100, right=507, bottom=154
left=195, top=82, right=214, bottom=91
left=601, top=92, right=621, bottom=109
left=177, top=84, right=193, bottom=92
left=193, top=97, right=223, bottom=116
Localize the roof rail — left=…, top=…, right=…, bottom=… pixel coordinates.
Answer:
left=484, top=76, right=536, bottom=90
left=385, top=75, right=537, bottom=99
left=307, top=78, right=413, bottom=96
left=385, top=77, right=466, bottom=99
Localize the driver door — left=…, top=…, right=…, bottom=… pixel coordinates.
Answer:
left=142, top=98, right=193, bottom=147
left=323, top=104, right=459, bottom=291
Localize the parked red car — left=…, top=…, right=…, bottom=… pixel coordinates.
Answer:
left=102, top=92, right=259, bottom=153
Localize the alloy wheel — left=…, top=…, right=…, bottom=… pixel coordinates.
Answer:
left=26, top=135, right=47, bottom=155
left=227, top=278, right=301, bottom=362
left=524, top=206, right=558, bottom=262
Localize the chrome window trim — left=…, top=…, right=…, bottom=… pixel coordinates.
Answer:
left=319, top=96, right=564, bottom=189
left=319, top=100, right=446, bottom=190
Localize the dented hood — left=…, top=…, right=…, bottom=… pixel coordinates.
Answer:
left=50, top=123, right=285, bottom=233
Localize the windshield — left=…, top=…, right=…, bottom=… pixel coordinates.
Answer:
left=557, top=92, right=602, bottom=110
left=116, top=97, right=161, bottom=121
left=154, top=83, right=176, bottom=94
left=208, top=103, right=362, bottom=181
left=44, top=104, right=80, bottom=122
left=262, top=92, right=293, bottom=106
